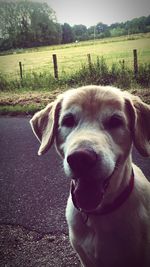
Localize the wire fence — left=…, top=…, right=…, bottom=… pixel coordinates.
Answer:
left=0, top=47, right=147, bottom=82
left=17, top=50, right=138, bottom=80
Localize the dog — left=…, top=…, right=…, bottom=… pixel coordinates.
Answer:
left=30, top=85, right=150, bottom=267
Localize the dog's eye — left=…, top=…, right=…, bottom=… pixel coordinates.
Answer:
left=106, top=115, right=124, bottom=129
left=61, top=114, right=76, bottom=128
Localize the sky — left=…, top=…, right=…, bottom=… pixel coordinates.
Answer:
left=46, top=0, right=150, bottom=27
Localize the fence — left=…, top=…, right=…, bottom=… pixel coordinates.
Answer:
left=18, top=49, right=139, bottom=80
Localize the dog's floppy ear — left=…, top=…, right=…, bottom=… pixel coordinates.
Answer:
left=30, top=96, right=62, bottom=155
left=125, top=93, right=150, bottom=157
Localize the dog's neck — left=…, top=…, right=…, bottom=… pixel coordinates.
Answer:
left=94, top=170, right=134, bottom=216
left=102, top=156, right=133, bottom=203
left=92, top=156, right=134, bottom=216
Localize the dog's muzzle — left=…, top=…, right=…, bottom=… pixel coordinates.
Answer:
left=67, top=148, right=110, bottom=212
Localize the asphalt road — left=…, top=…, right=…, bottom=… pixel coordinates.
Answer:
left=0, top=116, right=150, bottom=232
left=0, top=116, right=70, bottom=234
left=0, top=116, right=150, bottom=266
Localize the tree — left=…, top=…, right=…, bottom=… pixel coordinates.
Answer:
left=73, top=24, right=88, bottom=41
left=96, top=22, right=108, bottom=34
left=95, top=22, right=110, bottom=38
left=0, top=1, right=19, bottom=49
left=29, top=2, right=61, bottom=46
left=87, top=23, right=110, bottom=39
left=62, top=23, right=74, bottom=44
left=0, top=0, right=61, bottom=50
left=110, top=27, right=126, bottom=37
left=0, top=2, right=150, bottom=51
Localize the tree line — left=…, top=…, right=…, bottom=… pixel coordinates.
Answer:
left=0, top=0, right=150, bottom=51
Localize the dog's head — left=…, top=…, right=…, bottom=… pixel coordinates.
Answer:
left=30, top=86, right=150, bottom=212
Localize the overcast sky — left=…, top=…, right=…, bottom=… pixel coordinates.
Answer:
left=47, top=0, right=150, bottom=27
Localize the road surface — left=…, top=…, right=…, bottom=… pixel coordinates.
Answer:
left=0, top=117, right=149, bottom=266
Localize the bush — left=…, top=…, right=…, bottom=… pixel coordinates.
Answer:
left=136, top=63, right=150, bottom=87
left=68, top=57, right=132, bottom=89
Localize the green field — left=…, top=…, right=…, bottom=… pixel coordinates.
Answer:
left=0, top=33, right=150, bottom=78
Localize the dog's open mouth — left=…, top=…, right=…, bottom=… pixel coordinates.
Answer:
left=71, top=176, right=111, bottom=212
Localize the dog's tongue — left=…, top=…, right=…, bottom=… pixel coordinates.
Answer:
left=72, top=179, right=103, bottom=211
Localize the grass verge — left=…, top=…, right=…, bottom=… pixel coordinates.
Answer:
left=0, top=88, right=149, bottom=116
left=0, top=90, right=64, bottom=115
left=0, top=104, right=41, bottom=116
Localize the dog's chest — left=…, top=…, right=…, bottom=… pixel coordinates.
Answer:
left=77, top=216, right=129, bottom=265
left=68, top=209, right=141, bottom=267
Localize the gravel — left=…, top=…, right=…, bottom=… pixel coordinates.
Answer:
left=0, top=224, right=80, bottom=267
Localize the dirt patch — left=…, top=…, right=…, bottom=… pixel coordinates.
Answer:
left=0, top=88, right=149, bottom=115
left=129, top=88, right=150, bottom=104
left=0, top=90, right=64, bottom=107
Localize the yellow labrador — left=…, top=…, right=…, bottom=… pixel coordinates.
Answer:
left=30, top=85, right=150, bottom=267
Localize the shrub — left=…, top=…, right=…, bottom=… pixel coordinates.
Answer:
left=136, top=63, right=150, bottom=87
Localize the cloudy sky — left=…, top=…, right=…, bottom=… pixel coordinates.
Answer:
left=47, top=0, right=150, bottom=26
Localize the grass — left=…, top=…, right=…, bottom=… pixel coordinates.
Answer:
left=0, top=104, right=40, bottom=116
left=0, top=33, right=150, bottom=77
left=1, top=33, right=149, bottom=55
left=0, top=33, right=150, bottom=115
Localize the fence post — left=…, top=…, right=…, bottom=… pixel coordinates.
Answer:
left=52, top=54, right=58, bottom=79
left=87, top=54, right=92, bottom=67
left=87, top=54, right=92, bottom=73
left=122, top=59, right=125, bottom=70
left=133, top=49, right=138, bottom=78
left=19, top=61, right=23, bottom=79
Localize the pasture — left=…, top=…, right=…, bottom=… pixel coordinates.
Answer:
left=0, top=33, right=150, bottom=78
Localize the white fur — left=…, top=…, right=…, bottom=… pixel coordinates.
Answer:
left=30, top=85, right=150, bottom=267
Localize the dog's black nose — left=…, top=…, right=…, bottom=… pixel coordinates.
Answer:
left=67, top=148, right=97, bottom=174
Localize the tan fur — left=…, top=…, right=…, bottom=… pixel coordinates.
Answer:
left=30, top=85, right=150, bottom=267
